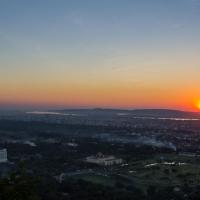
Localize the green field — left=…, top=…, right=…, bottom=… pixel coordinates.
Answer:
left=74, top=174, right=116, bottom=187
left=73, top=154, right=200, bottom=193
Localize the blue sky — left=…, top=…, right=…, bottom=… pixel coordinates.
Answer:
left=0, top=0, right=200, bottom=110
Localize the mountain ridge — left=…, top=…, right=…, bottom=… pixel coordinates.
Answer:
left=52, top=108, right=200, bottom=118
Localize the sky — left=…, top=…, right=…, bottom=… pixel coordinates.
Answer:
left=0, top=0, right=200, bottom=111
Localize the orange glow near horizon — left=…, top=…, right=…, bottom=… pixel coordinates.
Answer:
left=0, top=73, right=200, bottom=111
left=0, top=83, right=199, bottom=111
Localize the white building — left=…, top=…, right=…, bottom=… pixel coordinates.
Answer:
left=86, top=152, right=123, bottom=166
left=0, top=149, right=8, bottom=163
left=67, top=142, right=78, bottom=147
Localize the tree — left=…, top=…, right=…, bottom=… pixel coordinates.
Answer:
left=0, top=166, right=41, bottom=200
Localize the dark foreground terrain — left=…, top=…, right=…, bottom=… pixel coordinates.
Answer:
left=1, top=109, right=200, bottom=200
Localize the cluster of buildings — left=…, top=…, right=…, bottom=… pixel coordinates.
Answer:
left=86, top=152, right=123, bottom=166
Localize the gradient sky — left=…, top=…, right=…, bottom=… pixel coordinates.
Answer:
left=0, top=0, right=200, bottom=110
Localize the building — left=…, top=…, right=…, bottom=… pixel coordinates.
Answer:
left=86, top=152, right=123, bottom=166
left=67, top=142, right=78, bottom=147
left=0, top=149, right=8, bottom=163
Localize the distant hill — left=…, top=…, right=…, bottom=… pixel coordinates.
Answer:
left=53, top=108, right=200, bottom=119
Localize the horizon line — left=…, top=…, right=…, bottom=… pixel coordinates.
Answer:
left=0, top=107, right=199, bottom=113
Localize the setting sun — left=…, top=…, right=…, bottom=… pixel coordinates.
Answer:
left=196, top=101, right=200, bottom=110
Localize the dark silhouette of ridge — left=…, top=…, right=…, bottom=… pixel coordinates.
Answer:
left=53, top=108, right=200, bottom=118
